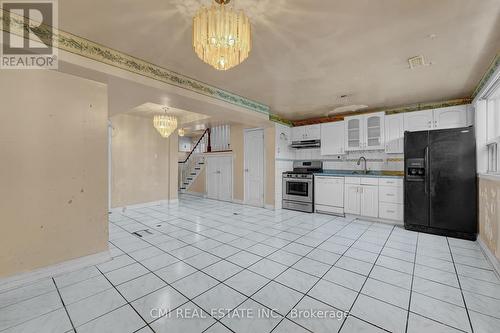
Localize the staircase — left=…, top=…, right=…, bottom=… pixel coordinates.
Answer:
left=179, top=129, right=209, bottom=193
left=180, top=155, right=206, bottom=192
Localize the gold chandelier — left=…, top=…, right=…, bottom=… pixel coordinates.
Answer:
left=178, top=128, right=185, bottom=137
left=193, top=0, right=252, bottom=70
left=153, top=108, right=178, bottom=138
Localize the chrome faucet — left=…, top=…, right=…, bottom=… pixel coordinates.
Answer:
left=357, top=156, right=368, bottom=174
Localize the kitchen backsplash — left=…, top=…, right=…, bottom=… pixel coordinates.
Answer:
left=278, top=148, right=404, bottom=171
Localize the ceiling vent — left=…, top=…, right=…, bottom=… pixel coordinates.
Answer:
left=408, top=55, right=427, bottom=69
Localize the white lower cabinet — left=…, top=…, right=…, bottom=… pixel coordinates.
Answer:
left=344, top=183, right=361, bottom=215
left=206, top=155, right=233, bottom=202
left=344, top=177, right=378, bottom=217
left=360, top=185, right=379, bottom=218
left=320, top=176, right=404, bottom=223
left=315, top=176, right=344, bottom=215
left=378, top=178, right=404, bottom=222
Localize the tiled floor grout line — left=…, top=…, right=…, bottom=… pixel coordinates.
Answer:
left=120, top=206, right=428, bottom=333
left=241, top=217, right=366, bottom=331
left=4, top=197, right=497, bottom=333
left=404, top=231, right=419, bottom=333
left=267, top=220, right=378, bottom=332
left=111, top=206, right=350, bottom=332
left=94, top=266, right=156, bottom=333
left=446, top=237, right=475, bottom=333
left=51, top=278, right=77, bottom=332
left=106, top=239, right=222, bottom=333
left=335, top=225, right=397, bottom=333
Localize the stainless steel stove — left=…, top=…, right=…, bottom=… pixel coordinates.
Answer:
left=282, top=161, right=323, bottom=213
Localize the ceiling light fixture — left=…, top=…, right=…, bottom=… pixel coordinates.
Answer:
left=193, top=0, right=252, bottom=70
left=178, top=128, right=185, bottom=137
left=153, top=108, right=178, bottom=138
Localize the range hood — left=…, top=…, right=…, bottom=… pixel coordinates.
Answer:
left=290, top=139, right=321, bottom=149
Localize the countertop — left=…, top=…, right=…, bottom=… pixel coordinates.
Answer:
left=315, top=169, right=404, bottom=179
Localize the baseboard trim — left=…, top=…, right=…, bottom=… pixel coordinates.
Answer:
left=182, top=191, right=205, bottom=197
left=0, top=250, right=111, bottom=292
left=264, top=204, right=275, bottom=210
left=342, top=213, right=404, bottom=226
left=477, top=236, right=500, bottom=278
left=232, top=199, right=244, bottom=204
left=111, top=199, right=178, bottom=213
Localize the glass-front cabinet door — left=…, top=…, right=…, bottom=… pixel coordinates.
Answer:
left=364, top=112, right=385, bottom=150
left=345, top=116, right=362, bottom=150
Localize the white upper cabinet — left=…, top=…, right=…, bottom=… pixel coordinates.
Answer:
left=433, top=105, right=467, bottom=129
left=321, top=121, right=345, bottom=155
left=344, top=112, right=385, bottom=151
left=364, top=112, right=385, bottom=150
left=291, top=126, right=305, bottom=142
left=304, top=124, right=321, bottom=140
left=404, top=110, right=433, bottom=132
left=404, top=106, right=468, bottom=132
left=385, top=114, right=404, bottom=154
left=291, top=124, right=320, bottom=141
left=345, top=115, right=363, bottom=151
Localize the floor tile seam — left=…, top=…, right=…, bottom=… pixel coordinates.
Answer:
left=0, top=287, right=59, bottom=311
left=0, top=299, right=66, bottom=332
left=107, top=219, right=263, bottom=331
left=52, top=278, right=78, bottom=333
left=446, top=237, right=476, bottom=333
left=336, top=224, right=397, bottom=333
left=267, top=219, right=382, bottom=333
left=404, top=230, right=419, bottom=333
left=87, top=266, right=154, bottom=332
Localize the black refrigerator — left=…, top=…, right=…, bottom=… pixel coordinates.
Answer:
left=404, top=126, right=477, bottom=240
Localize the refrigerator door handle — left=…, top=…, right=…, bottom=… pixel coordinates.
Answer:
left=424, top=146, right=430, bottom=195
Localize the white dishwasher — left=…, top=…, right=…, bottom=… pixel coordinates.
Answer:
left=314, top=176, right=345, bottom=216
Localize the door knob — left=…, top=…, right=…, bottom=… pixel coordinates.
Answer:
left=244, top=169, right=249, bottom=172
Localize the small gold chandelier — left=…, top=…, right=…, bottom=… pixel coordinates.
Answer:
left=193, top=0, right=252, bottom=70
left=153, top=108, right=178, bottom=138
left=178, top=128, right=186, bottom=137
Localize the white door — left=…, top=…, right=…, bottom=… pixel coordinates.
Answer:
left=404, top=110, right=433, bottom=132
left=206, top=157, right=219, bottom=200
left=218, top=156, right=233, bottom=202
left=364, top=112, right=385, bottom=150
left=433, top=106, right=467, bottom=130
left=315, top=177, right=344, bottom=207
left=321, top=121, right=345, bottom=155
left=344, top=184, right=361, bottom=214
left=385, top=114, right=404, bottom=154
left=360, top=185, right=379, bottom=217
left=345, top=116, right=363, bottom=151
left=244, top=129, right=264, bottom=207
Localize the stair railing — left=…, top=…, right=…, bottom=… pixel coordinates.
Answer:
left=179, top=129, right=210, bottom=189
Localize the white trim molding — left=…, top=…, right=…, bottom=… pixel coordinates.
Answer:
left=477, top=236, right=500, bottom=278
left=0, top=250, right=111, bottom=292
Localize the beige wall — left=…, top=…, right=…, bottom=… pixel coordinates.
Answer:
left=478, top=177, right=500, bottom=262
left=0, top=70, right=109, bottom=278
left=110, top=114, right=178, bottom=208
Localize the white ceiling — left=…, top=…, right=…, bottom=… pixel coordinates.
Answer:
left=59, top=0, right=500, bottom=120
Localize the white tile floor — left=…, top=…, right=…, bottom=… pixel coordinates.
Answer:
left=1, top=194, right=500, bottom=333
